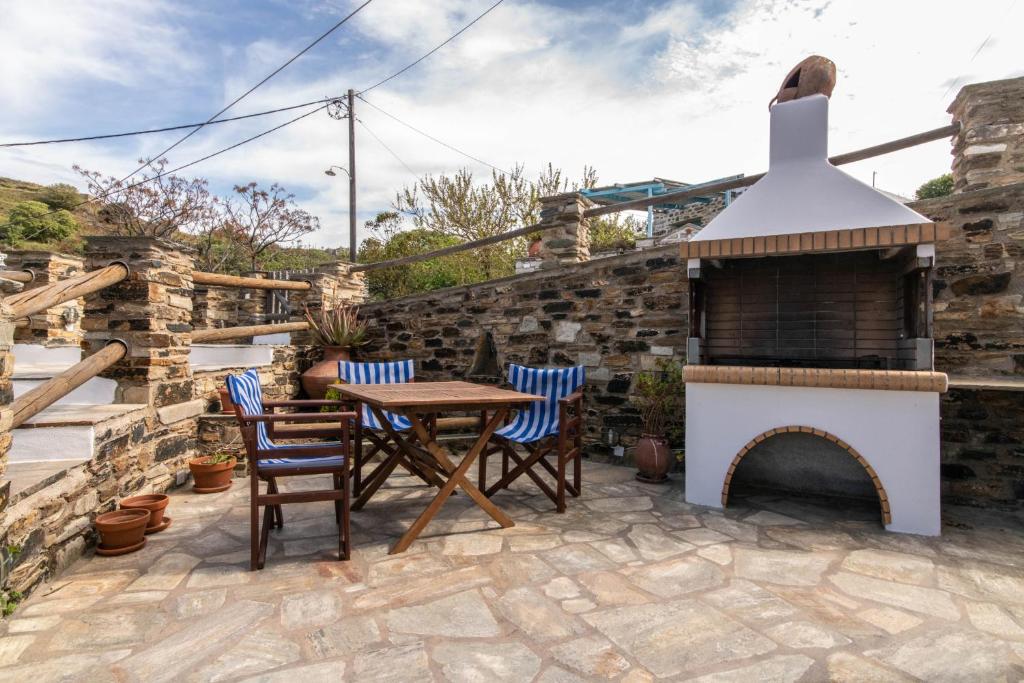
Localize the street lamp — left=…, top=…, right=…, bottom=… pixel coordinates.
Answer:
left=324, top=166, right=350, bottom=177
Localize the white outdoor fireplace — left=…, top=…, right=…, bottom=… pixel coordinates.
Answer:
left=682, top=87, right=950, bottom=535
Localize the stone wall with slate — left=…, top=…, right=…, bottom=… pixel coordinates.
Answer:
left=359, top=244, right=689, bottom=460
left=5, top=250, right=85, bottom=347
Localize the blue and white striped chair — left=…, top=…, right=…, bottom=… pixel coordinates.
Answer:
left=226, top=368, right=356, bottom=570
left=337, top=360, right=436, bottom=497
left=479, top=364, right=585, bottom=512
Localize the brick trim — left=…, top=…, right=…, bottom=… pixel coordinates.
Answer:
left=721, top=425, right=892, bottom=526
left=684, top=365, right=948, bottom=393
left=680, top=222, right=952, bottom=261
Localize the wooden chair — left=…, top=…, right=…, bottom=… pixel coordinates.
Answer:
left=478, top=364, right=585, bottom=512
left=337, top=360, right=443, bottom=497
left=227, top=369, right=356, bottom=570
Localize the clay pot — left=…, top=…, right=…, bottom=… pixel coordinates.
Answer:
left=95, top=509, right=149, bottom=552
left=770, top=55, right=837, bottom=108
left=528, top=238, right=543, bottom=258
left=189, top=456, right=237, bottom=493
left=301, top=346, right=351, bottom=399
left=635, top=435, right=672, bottom=483
left=218, top=386, right=235, bottom=415
left=120, top=494, right=169, bottom=530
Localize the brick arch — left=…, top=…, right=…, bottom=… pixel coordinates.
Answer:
left=721, top=425, right=891, bottom=526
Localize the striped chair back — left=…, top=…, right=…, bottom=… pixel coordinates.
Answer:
left=500, top=364, right=585, bottom=442
left=226, top=369, right=273, bottom=450
left=338, top=360, right=415, bottom=431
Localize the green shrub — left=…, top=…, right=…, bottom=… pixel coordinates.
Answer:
left=915, top=173, right=954, bottom=200
left=2, top=200, right=77, bottom=245
left=38, top=183, right=81, bottom=211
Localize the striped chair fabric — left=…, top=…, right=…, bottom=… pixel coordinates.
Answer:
left=226, top=369, right=344, bottom=471
left=495, top=364, right=585, bottom=444
left=337, top=360, right=415, bottom=431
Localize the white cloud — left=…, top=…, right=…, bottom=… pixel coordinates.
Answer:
left=2, top=0, right=1022, bottom=250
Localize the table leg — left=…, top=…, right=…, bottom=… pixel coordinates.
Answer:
left=390, top=409, right=514, bottom=554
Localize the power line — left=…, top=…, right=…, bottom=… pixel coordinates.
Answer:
left=117, top=0, right=374, bottom=185
left=357, top=118, right=420, bottom=181
left=6, top=104, right=329, bottom=239
left=357, top=95, right=511, bottom=175
left=359, top=0, right=506, bottom=95
left=0, top=98, right=336, bottom=148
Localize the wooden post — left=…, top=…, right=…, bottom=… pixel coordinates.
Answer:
left=192, top=271, right=311, bottom=291
left=6, top=263, right=127, bottom=320
left=192, top=321, right=309, bottom=343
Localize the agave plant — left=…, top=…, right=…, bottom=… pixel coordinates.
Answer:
left=304, top=304, right=369, bottom=348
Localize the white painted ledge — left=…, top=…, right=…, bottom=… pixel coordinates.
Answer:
left=190, top=343, right=274, bottom=371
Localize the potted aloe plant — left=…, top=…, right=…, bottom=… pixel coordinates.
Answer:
left=633, top=359, right=684, bottom=483
left=301, top=303, right=369, bottom=399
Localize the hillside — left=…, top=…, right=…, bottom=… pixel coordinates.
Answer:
left=0, top=176, right=106, bottom=251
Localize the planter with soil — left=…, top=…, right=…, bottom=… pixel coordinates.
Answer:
left=189, top=454, right=237, bottom=493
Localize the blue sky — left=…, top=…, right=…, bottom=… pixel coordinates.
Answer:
left=2, top=0, right=1021, bottom=248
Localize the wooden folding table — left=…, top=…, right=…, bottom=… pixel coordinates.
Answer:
left=331, top=380, right=542, bottom=554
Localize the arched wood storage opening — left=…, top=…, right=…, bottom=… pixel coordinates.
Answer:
left=721, top=425, right=892, bottom=526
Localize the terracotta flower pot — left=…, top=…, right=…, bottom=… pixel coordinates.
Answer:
left=120, top=494, right=170, bottom=530
left=635, top=435, right=672, bottom=483
left=189, top=456, right=237, bottom=493
left=301, top=346, right=351, bottom=399
left=218, top=386, right=235, bottom=415
left=95, top=509, right=149, bottom=554
left=528, top=238, right=543, bottom=258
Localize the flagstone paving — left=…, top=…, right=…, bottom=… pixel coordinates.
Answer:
left=2, top=460, right=1024, bottom=681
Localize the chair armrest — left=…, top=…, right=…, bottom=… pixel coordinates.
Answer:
left=558, top=389, right=584, bottom=407
left=262, top=400, right=351, bottom=408
left=239, top=411, right=357, bottom=424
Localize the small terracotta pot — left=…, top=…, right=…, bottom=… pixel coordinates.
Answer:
left=635, top=435, right=672, bottom=483
left=95, top=509, right=149, bottom=550
left=189, top=456, right=237, bottom=493
left=218, top=387, right=235, bottom=415
left=301, top=346, right=351, bottom=399
left=120, top=494, right=169, bottom=529
left=528, top=238, right=543, bottom=258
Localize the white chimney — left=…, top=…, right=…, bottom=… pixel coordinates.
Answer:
left=691, top=95, right=930, bottom=242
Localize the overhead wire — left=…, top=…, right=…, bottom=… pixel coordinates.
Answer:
left=116, top=0, right=374, bottom=185
left=357, top=95, right=510, bottom=175
left=356, top=118, right=420, bottom=181
left=0, top=98, right=337, bottom=148
left=359, top=0, right=505, bottom=96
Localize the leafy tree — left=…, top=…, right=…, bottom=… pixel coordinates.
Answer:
left=38, top=183, right=81, bottom=211
left=590, top=213, right=645, bottom=252
left=74, top=158, right=216, bottom=237
left=394, top=164, right=598, bottom=280
left=1, top=200, right=77, bottom=245
left=224, top=182, right=319, bottom=271
left=260, top=244, right=335, bottom=272
left=358, top=211, right=483, bottom=299
left=915, top=173, right=954, bottom=200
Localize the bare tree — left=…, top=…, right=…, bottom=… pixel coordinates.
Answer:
left=224, top=182, right=319, bottom=271
left=74, top=158, right=215, bottom=237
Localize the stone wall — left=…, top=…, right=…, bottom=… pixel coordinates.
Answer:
left=360, top=246, right=688, bottom=460
left=909, top=182, right=1024, bottom=377
left=5, top=251, right=85, bottom=347
left=651, top=195, right=726, bottom=236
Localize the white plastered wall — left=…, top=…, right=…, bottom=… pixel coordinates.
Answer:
left=685, top=382, right=941, bottom=536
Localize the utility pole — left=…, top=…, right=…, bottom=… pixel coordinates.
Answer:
left=347, top=89, right=357, bottom=262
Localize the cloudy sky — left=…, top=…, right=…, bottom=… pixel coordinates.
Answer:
left=1, top=0, right=1021, bottom=249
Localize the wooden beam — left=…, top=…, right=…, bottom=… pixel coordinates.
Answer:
left=11, top=341, right=127, bottom=429
left=350, top=123, right=960, bottom=273
left=191, top=321, right=309, bottom=343
left=6, top=263, right=129, bottom=320
left=192, top=271, right=311, bottom=291
left=0, top=270, right=33, bottom=284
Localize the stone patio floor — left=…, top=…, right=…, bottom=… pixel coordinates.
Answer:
left=2, top=460, right=1024, bottom=682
